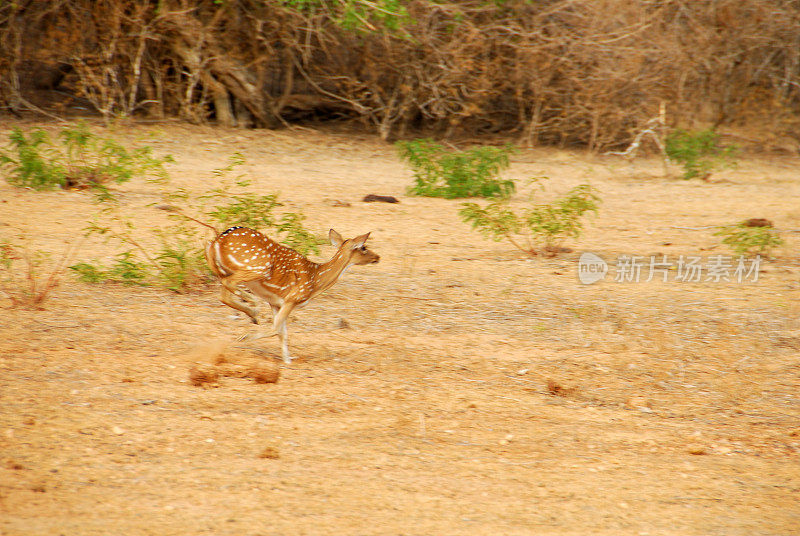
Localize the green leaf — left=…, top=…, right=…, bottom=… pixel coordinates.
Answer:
left=398, top=139, right=516, bottom=199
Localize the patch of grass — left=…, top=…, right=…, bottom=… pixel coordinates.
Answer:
left=70, top=254, right=148, bottom=287
left=0, top=122, right=172, bottom=198
left=460, top=178, right=600, bottom=256
left=665, top=128, right=737, bottom=180
left=69, top=262, right=106, bottom=284
left=397, top=138, right=516, bottom=199
left=714, top=222, right=784, bottom=257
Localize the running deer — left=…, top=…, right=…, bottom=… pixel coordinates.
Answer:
left=205, top=226, right=379, bottom=363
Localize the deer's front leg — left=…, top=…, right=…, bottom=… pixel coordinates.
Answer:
left=272, top=302, right=297, bottom=364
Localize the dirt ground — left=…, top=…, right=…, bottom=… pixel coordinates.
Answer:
left=0, top=121, right=799, bottom=535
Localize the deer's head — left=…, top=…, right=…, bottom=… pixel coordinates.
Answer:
left=329, top=229, right=380, bottom=266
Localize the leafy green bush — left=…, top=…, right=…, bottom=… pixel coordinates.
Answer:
left=460, top=179, right=600, bottom=256
left=0, top=122, right=172, bottom=195
left=714, top=222, right=784, bottom=257
left=71, top=153, right=322, bottom=293
left=197, top=192, right=321, bottom=256
left=274, top=212, right=322, bottom=255
left=190, top=153, right=323, bottom=255
left=72, top=217, right=213, bottom=293
left=397, top=139, right=516, bottom=199
left=206, top=192, right=282, bottom=230
left=665, top=128, right=737, bottom=180
left=72, top=253, right=151, bottom=286
left=152, top=227, right=212, bottom=291
left=104, top=252, right=150, bottom=286
left=71, top=229, right=211, bottom=291
left=0, top=129, right=65, bottom=190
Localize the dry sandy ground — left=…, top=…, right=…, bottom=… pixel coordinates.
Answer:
left=0, top=121, right=799, bottom=535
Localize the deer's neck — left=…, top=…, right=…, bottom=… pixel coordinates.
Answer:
left=309, top=249, right=351, bottom=297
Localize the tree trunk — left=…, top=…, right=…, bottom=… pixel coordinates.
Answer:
left=158, top=12, right=279, bottom=128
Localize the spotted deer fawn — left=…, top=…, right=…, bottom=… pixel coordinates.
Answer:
left=205, top=226, right=379, bottom=363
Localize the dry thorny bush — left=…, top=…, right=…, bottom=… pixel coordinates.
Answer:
left=0, top=239, right=78, bottom=309
left=0, top=1, right=798, bottom=150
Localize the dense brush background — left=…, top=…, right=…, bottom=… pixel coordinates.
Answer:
left=1, top=0, right=799, bottom=150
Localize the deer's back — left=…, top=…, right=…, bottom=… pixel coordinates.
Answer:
left=210, top=226, right=318, bottom=299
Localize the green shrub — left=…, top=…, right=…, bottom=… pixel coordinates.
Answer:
left=70, top=237, right=212, bottom=292
left=714, top=222, right=783, bottom=257
left=275, top=212, right=322, bottom=255
left=204, top=197, right=321, bottom=256
left=397, top=138, right=515, bottom=199
left=524, top=184, right=599, bottom=246
left=193, top=152, right=323, bottom=255
left=0, top=240, right=14, bottom=271
left=60, top=122, right=173, bottom=188
left=73, top=218, right=213, bottom=293
left=0, top=128, right=66, bottom=189
left=105, top=252, right=150, bottom=285
left=665, top=128, right=737, bottom=180
left=71, top=152, right=322, bottom=293
left=152, top=227, right=213, bottom=292
left=70, top=252, right=149, bottom=287
left=0, top=122, right=172, bottom=195
left=206, top=192, right=282, bottom=230
left=460, top=179, right=600, bottom=256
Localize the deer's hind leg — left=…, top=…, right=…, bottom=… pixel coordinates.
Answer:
left=218, top=271, right=265, bottom=324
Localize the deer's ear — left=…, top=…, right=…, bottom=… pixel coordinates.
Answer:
left=352, top=232, right=371, bottom=248
left=329, top=229, right=344, bottom=247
